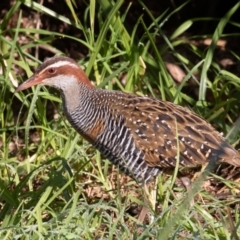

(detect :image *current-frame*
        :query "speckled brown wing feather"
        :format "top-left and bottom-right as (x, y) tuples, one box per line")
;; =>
(111, 92), (240, 169)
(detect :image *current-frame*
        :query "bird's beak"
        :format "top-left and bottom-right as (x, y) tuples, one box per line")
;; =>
(15, 74), (42, 92)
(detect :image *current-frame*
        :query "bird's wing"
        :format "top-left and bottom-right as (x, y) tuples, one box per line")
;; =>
(115, 94), (239, 169)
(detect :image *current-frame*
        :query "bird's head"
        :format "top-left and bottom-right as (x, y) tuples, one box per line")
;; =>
(15, 56), (94, 92)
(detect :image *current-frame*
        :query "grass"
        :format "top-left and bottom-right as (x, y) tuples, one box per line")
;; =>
(1, 0), (240, 239)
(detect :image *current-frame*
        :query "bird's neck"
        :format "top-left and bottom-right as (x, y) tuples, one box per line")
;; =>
(60, 82), (98, 136)
(60, 83), (82, 113)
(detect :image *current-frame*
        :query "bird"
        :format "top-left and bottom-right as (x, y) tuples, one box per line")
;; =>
(16, 56), (240, 185)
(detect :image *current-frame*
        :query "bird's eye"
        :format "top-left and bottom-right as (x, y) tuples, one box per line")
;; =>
(48, 68), (56, 74)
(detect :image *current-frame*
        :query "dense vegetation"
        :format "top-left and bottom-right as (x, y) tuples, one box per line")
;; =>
(1, 0), (240, 239)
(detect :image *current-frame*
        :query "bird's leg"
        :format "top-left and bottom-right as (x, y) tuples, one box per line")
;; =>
(180, 162), (211, 206)
(138, 178), (158, 223)
(180, 176), (191, 190)
(180, 176), (194, 207)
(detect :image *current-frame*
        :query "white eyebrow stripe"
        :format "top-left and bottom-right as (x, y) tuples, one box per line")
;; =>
(45, 61), (79, 70)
